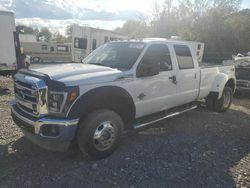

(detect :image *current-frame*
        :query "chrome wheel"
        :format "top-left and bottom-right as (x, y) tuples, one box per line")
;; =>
(93, 121), (117, 151)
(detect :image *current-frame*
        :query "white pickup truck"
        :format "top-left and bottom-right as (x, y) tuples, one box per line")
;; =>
(11, 39), (236, 159)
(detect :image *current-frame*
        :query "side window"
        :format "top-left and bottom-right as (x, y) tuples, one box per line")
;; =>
(139, 44), (172, 72)
(174, 45), (194, 69)
(41, 45), (47, 50)
(104, 36), (109, 43)
(74, 38), (88, 49)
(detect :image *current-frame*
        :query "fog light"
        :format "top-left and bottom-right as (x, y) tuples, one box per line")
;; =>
(41, 125), (59, 137)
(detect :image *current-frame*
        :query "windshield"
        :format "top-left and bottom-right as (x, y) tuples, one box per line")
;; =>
(83, 42), (145, 70)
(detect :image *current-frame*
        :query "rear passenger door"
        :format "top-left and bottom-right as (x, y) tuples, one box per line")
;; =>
(173, 45), (199, 106)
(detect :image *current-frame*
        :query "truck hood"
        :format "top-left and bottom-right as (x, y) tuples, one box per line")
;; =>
(32, 63), (123, 86)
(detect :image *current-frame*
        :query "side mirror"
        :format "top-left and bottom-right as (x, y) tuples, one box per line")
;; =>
(137, 61), (160, 77)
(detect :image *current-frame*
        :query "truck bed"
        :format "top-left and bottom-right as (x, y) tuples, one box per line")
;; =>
(198, 63), (235, 100)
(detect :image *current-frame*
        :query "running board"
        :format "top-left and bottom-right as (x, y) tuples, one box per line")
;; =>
(133, 104), (197, 129)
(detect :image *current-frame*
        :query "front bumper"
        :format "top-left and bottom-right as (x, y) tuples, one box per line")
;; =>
(10, 100), (79, 152)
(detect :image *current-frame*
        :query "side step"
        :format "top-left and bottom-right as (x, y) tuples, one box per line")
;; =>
(133, 104), (197, 129)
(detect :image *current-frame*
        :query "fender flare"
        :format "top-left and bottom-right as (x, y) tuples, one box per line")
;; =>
(67, 86), (136, 128)
(210, 73), (231, 99)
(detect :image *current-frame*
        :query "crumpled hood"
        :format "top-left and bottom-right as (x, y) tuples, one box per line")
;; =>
(32, 63), (123, 86)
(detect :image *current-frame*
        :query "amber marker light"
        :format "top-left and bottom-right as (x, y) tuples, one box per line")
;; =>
(68, 88), (79, 102)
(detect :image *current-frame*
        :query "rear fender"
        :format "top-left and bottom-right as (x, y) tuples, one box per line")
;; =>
(211, 73), (229, 99)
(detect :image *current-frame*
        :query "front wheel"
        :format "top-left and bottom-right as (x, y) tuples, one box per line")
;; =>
(32, 57), (40, 63)
(77, 110), (124, 159)
(214, 86), (233, 112)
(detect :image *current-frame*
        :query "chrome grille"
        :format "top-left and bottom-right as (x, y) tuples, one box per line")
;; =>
(14, 73), (48, 117)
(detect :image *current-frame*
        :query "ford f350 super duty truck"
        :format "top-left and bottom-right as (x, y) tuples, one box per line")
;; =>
(10, 38), (236, 159)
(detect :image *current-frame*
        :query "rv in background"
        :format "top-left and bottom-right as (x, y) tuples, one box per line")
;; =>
(72, 24), (128, 62)
(191, 42), (205, 63)
(19, 34), (36, 43)
(21, 42), (72, 63)
(0, 5), (25, 76)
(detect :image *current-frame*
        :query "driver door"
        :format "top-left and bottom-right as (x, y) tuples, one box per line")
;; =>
(133, 44), (177, 118)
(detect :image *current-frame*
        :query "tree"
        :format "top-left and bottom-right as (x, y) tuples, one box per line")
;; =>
(37, 27), (52, 42)
(65, 24), (73, 37)
(65, 24), (73, 42)
(224, 9), (250, 53)
(115, 20), (151, 38)
(211, 0), (242, 14)
(51, 32), (68, 43)
(16, 25), (35, 34)
(116, 0), (248, 62)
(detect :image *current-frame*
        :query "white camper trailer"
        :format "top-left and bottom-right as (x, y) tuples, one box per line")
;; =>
(19, 34), (36, 42)
(170, 36), (204, 63)
(21, 42), (72, 63)
(72, 25), (127, 62)
(191, 42), (205, 63)
(0, 5), (17, 75)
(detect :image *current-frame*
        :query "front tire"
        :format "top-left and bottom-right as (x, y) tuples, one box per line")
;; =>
(77, 110), (124, 159)
(214, 86), (233, 112)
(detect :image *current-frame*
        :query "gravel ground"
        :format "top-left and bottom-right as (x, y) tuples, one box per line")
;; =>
(0, 76), (249, 188)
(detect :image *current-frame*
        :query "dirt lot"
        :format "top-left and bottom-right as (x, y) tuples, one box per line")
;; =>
(0, 76), (249, 188)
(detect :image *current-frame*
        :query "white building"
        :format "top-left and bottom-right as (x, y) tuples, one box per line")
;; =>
(72, 24), (128, 62)
(19, 34), (37, 42)
(0, 4), (17, 75)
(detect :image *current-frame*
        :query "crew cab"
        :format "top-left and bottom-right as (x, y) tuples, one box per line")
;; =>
(10, 38), (236, 159)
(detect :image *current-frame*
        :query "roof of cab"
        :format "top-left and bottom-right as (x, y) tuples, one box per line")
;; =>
(109, 38), (201, 47)
(115, 38), (193, 45)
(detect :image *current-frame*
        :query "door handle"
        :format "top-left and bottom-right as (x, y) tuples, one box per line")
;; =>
(169, 76), (177, 85)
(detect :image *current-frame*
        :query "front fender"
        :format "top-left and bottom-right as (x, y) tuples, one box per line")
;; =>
(211, 73), (229, 99)
(66, 86), (136, 122)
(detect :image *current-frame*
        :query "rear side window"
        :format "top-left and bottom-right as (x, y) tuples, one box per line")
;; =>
(140, 44), (173, 72)
(174, 45), (194, 69)
(74, 38), (88, 49)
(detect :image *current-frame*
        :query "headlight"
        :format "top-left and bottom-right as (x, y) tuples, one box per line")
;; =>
(48, 86), (79, 115)
(48, 92), (66, 113)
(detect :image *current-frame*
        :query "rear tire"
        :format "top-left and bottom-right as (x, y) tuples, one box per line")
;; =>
(214, 87), (233, 112)
(77, 110), (124, 159)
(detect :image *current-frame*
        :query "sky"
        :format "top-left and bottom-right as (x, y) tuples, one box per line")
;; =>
(0, 0), (249, 35)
